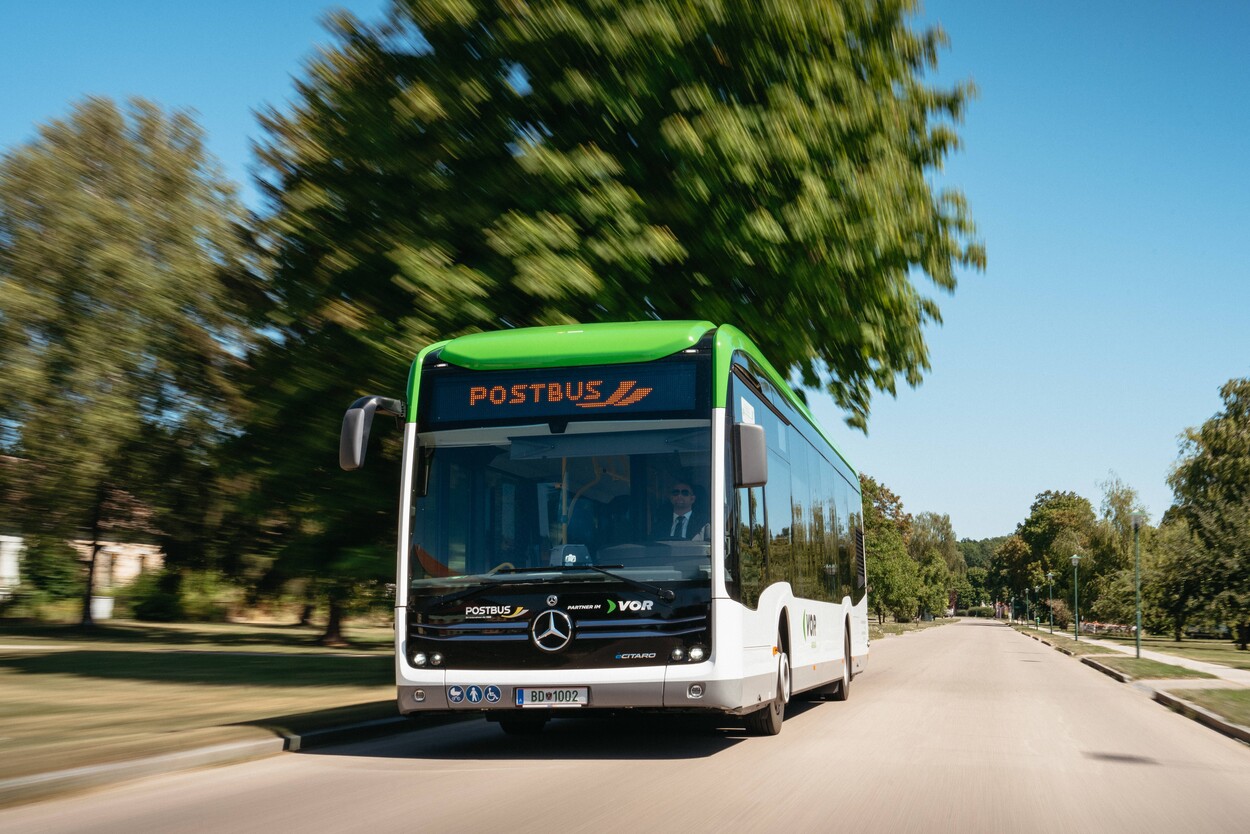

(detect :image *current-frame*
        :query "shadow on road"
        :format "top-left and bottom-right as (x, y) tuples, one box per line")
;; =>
(301, 699), (828, 762)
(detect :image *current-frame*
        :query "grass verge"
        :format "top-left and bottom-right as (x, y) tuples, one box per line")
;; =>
(869, 618), (956, 641)
(1090, 656), (1215, 680)
(1087, 633), (1250, 672)
(0, 620), (396, 781)
(1179, 689), (1250, 729)
(1015, 627), (1118, 655)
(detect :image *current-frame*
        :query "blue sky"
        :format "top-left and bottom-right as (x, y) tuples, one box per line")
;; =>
(3, 1), (1247, 539)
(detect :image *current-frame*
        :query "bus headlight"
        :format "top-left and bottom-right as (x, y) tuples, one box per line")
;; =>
(413, 652), (428, 667)
(430, 653), (444, 667)
(688, 646), (706, 662)
(670, 647), (686, 662)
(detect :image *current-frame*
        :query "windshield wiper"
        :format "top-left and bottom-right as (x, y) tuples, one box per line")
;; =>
(421, 563), (677, 609)
(422, 577), (540, 609)
(495, 563), (675, 602)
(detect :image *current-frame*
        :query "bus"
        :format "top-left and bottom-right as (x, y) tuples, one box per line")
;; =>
(340, 320), (868, 735)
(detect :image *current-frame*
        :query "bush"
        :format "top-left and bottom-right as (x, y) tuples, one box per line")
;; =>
(965, 606), (995, 618)
(20, 537), (82, 601)
(1045, 598), (1072, 630)
(120, 570), (184, 621)
(115, 570), (239, 622)
(0, 585), (80, 621)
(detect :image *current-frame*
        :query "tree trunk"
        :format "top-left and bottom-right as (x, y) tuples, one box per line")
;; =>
(79, 482), (108, 628)
(318, 589), (348, 647)
(1236, 622), (1249, 651)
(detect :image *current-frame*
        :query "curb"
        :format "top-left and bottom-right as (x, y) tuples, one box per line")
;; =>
(1012, 627), (1250, 747)
(0, 737), (285, 808)
(0, 712), (471, 809)
(1153, 690), (1250, 746)
(1081, 656), (1132, 683)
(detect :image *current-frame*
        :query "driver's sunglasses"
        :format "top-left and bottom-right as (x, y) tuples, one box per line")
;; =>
(671, 488), (693, 496)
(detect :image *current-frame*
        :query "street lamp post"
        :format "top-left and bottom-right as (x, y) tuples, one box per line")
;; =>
(1131, 512), (1146, 659)
(1010, 595), (1015, 624)
(1023, 587), (1030, 628)
(1071, 554), (1082, 641)
(1034, 585), (1040, 628)
(1046, 571), (1055, 634)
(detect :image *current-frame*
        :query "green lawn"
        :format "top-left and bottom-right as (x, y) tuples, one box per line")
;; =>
(1181, 689), (1250, 729)
(1089, 633), (1250, 672)
(0, 620), (396, 781)
(1013, 626), (1118, 655)
(1091, 656), (1215, 680)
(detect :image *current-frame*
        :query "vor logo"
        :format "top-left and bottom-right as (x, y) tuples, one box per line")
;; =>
(607, 599), (654, 614)
(575, 380), (653, 409)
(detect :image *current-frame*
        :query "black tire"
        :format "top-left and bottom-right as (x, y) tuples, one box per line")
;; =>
(832, 628), (852, 702)
(746, 648), (788, 735)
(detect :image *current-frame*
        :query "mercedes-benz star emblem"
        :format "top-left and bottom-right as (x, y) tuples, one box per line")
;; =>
(531, 610), (573, 652)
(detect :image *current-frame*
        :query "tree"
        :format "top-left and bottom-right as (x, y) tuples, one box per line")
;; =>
(910, 512), (963, 575)
(252, 1), (982, 636)
(0, 97), (254, 625)
(989, 535), (1035, 608)
(965, 566), (989, 607)
(861, 473), (919, 622)
(257, 0), (982, 421)
(1144, 518), (1207, 641)
(958, 536), (1005, 570)
(1169, 379), (1250, 649)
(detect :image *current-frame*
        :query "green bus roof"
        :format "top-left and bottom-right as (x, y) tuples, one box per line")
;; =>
(407, 320), (855, 474)
(436, 320), (716, 369)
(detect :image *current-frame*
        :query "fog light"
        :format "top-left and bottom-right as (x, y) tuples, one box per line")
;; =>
(413, 689), (426, 703)
(688, 646), (706, 662)
(430, 653), (444, 667)
(670, 647), (686, 662)
(688, 684), (704, 699)
(413, 652), (428, 667)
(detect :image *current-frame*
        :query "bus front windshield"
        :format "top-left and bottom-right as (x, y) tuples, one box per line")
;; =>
(410, 422), (712, 593)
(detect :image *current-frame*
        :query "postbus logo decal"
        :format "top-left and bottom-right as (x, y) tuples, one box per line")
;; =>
(466, 380), (652, 410)
(465, 604), (529, 620)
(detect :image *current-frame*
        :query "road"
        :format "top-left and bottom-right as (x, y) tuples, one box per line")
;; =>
(4, 619), (1248, 833)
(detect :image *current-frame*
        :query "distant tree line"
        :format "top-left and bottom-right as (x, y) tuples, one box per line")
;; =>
(980, 382), (1250, 650)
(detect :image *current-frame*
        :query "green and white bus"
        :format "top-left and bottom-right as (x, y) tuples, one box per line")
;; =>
(341, 321), (868, 734)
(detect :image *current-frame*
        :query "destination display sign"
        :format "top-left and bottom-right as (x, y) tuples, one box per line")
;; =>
(424, 362), (699, 426)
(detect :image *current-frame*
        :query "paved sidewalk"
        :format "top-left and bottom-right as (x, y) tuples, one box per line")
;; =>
(1072, 634), (1250, 686)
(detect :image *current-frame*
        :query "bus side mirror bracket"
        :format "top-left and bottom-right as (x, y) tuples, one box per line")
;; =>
(340, 396), (405, 471)
(733, 422), (768, 488)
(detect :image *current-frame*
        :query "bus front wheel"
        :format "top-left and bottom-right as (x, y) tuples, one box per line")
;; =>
(746, 646), (788, 736)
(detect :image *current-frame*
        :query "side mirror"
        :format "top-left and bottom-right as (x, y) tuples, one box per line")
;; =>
(340, 396), (405, 471)
(732, 422), (768, 488)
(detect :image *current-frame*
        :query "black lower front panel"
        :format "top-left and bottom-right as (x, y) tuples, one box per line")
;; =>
(407, 583), (711, 671)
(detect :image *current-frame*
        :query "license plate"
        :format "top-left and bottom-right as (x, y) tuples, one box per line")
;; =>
(514, 687), (588, 708)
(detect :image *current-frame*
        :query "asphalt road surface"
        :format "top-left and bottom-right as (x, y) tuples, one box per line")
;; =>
(5, 619), (1249, 833)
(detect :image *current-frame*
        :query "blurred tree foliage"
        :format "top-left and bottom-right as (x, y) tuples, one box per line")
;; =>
(250, 0), (981, 640)
(255, 0), (985, 420)
(0, 97), (257, 624)
(1170, 379), (1250, 649)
